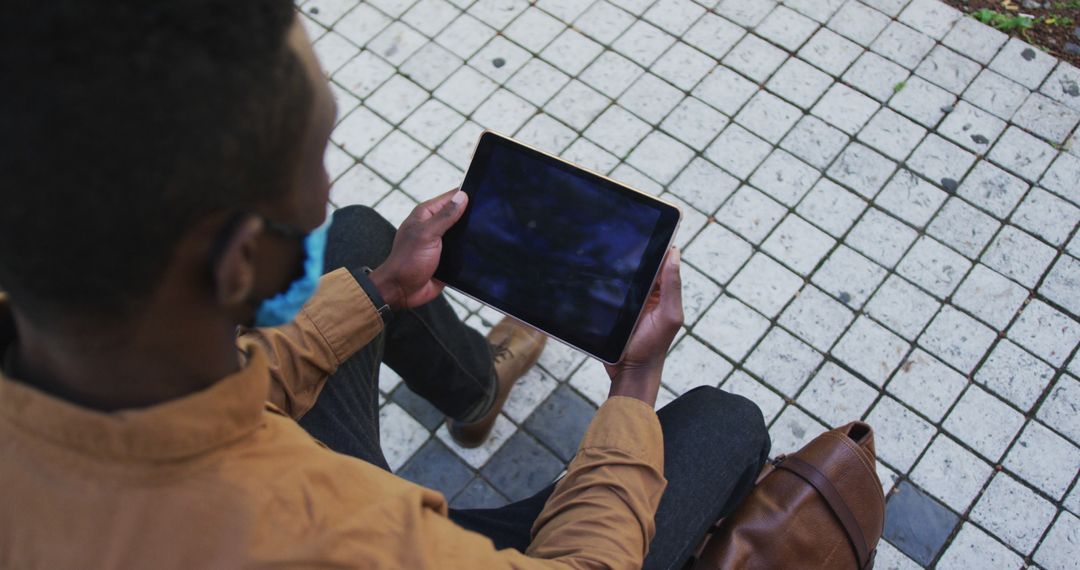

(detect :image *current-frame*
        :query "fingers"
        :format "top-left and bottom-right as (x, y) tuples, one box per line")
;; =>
(658, 248), (683, 327)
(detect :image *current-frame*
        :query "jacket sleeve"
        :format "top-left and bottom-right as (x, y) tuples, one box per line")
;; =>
(413, 397), (667, 570)
(237, 268), (384, 419)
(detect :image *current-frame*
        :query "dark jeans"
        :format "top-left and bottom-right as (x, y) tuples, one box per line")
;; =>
(300, 206), (772, 570)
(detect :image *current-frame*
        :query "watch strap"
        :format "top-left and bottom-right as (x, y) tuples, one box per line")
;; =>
(350, 266), (394, 325)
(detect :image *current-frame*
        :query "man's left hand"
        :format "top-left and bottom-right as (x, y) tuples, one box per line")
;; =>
(369, 189), (468, 310)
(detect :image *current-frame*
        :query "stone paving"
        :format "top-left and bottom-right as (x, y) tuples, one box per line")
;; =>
(300, 0), (1080, 566)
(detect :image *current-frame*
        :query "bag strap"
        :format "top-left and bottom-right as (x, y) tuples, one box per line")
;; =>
(776, 456), (873, 570)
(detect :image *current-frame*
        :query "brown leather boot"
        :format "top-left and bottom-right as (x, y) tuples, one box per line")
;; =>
(448, 317), (546, 448)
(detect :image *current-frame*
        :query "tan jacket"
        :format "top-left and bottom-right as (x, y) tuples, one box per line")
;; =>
(0, 268), (667, 569)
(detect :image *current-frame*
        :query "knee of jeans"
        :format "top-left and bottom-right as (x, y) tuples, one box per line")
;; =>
(682, 386), (771, 460)
(326, 205), (397, 270)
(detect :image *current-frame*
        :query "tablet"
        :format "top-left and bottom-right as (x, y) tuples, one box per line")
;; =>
(435, 131), (681, 364)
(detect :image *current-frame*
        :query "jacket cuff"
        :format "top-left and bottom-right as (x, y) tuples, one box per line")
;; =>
(348, 266), (393, 326)
(300, 268), (384, 365)
(578, 396), (665, 470)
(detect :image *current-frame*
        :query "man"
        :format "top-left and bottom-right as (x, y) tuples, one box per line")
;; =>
(0, 2), (770, 568)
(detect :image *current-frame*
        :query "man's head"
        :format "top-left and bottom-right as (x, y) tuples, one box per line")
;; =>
(0, 1), (335, 329)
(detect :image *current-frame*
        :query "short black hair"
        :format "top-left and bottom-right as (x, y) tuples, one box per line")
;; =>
(0, 1), (313, 321)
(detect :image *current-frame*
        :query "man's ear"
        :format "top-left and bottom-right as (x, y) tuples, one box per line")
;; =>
(212, 216), (264, 307)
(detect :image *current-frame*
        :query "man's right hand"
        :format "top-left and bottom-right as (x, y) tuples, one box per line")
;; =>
(605, 248), (683, 407)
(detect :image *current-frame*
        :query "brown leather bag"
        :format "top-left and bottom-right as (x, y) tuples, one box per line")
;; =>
(690, 422), (885, 570)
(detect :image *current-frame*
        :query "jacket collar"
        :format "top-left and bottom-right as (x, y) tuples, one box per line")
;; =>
(0, 294), (270, 462)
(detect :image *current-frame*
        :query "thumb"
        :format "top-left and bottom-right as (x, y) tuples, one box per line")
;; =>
(421, 190), (469, 239)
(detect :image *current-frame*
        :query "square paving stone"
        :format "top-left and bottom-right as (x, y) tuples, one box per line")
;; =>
(988, 126), (1058, 183)
(735, 91), (803, 145)
(697, 294), (771, 361)
(827, 0), (889, 46)
(811, 245), (887, 310)
(870, 20), (936, 70)
(721, 33), (788, 84)
(778, 285), (855, 352)
(450, 476), (508, 509)
(642, 0), (705, 36)
(843, 51), (911, 103)
(886, 349), (967, 423)
(618, 73), (684, 126)
(945, 384), (1026, 463)
(504, 7), (564, 52)
(915, 45), (981, 95)
(684, 221), (753, 284)
(857, 108), (928, 162)
(905, 134), (976, 189)
(799, 362), (879, 427)
(481, 431), (565, 502)
(874, 169), (946, 228)
(971, 472), (1057, 554)
(767, 58), (834, 110)
(612, 19), (675, 68)
(941, 15), (1008, 65)
(883, 481), (959, 566)
(889, 76), (956, 129)
(398, 439), (476, 499)
(744, 326), (823, 397)
(1040, 255), (1080, 317)
(976, 339), (1055, 413)
(580, 51), (644, 100)
(952, 264), (1027, 330)
(896, 236), (972, 299)
(714, 185), (787, 245)
(956, 161), (1029, 220)
(693, 65), (757, 116)
(728, 253), (804, 318)
(651, 42), (714, 92)
(961, 68), (1030, 121)
(748, 149), (820, 207)
(523, 385), (596, 463)
(812, 83), (881, 135)
(1005, 420), (1080, 500)
(683, 12), (746, 59)
(679, 262), (723, 326)
(989, 37), (1058, 90)
(919, 305), (996, 374)
(799, 27), (863, 77)
(1013, 92), (1080, 145)
(715, 0), (776, 28)
(706, 124), (774, 181)
(1037, 375), (1080, 444)
(660, 97), (729, 154)
(1013, 187), (1080, 247)
(626, 131), (695, 184)
(937, 523), (1025, 569)
(762, 214), (836, 276)
(846, 208), (918, 269)
(1035, 512), (1080, 570)
(503, 367), (559, 424)
(755, 4), (818, 51)
(832, 316), (910, 387)
(911, 434), (993, 514)
(981, 225), (1056, 288)
(936, 100), (1007, 154)
(662, 335), (733, 396)
(1041, 152), (1080, 206)
(1043, 61), (1080, 112)
(897, 0), (962, 40)
(827, 143), (897, 199)
(868, 396), (937, 472)
(796, 178), (868, 238)
(1009, 300), (1080, 367)
(780, 115), (849, 170)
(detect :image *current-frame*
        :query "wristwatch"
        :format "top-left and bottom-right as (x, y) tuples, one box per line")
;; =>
(351, 266), (394, 325)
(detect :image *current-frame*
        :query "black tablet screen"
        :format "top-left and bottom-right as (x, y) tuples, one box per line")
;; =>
(436, 132), (680, 363)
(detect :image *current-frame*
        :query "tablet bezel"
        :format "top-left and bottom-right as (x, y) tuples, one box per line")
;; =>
(435, 130), (682, 364)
